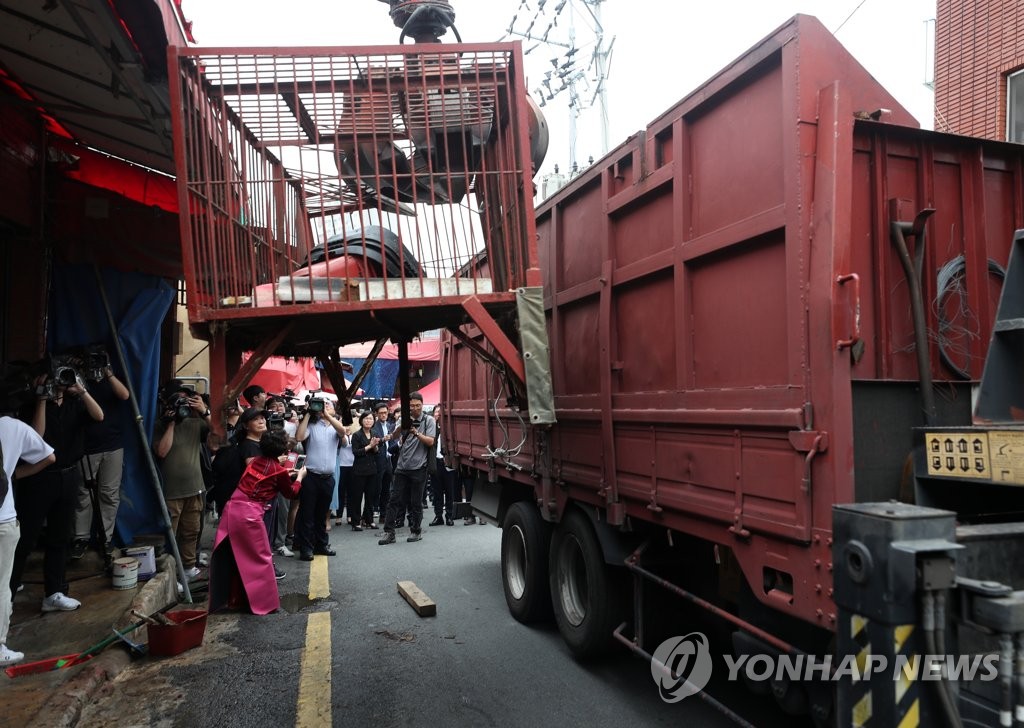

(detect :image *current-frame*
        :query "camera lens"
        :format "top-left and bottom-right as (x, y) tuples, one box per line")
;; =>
(54, 367), (77, 386)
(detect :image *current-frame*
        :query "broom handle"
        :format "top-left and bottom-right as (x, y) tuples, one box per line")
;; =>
(59, 619), (147, 668)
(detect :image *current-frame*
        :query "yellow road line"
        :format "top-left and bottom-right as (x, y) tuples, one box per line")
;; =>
(309, 554), (330, 599)
(296, 611), (332, 728)
(296, 555), (332, 728)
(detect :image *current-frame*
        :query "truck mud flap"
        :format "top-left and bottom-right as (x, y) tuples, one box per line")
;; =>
(471, 479), (503, 523)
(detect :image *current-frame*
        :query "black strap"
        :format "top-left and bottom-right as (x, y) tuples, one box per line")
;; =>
(0, 438), (8, 505)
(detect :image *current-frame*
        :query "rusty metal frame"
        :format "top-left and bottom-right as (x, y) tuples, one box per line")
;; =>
(219, 321), (294, 413)
(459, 296), (525, 384)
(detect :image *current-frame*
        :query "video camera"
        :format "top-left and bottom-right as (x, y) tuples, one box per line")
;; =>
(82, 345), (111, 382)
(267, 412), (286, 431)
(35, 355), (79, 400)
(162, 384), (196, 423)
(306, 390), (326, 414)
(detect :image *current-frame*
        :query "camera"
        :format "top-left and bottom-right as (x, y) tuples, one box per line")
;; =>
(267, 412), (285, 431)
(162, 384), (196, 423)
(33, 355), (80, 400)
(53, 366), (77, 387)
(305, 390), (326, 414)
(83, 345), (110, 382)
(35, 380), (57, 401)
(172, 396), (193, 422)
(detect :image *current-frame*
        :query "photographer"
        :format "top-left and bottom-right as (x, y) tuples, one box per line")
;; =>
(71, 356), (129, 560)
(10, 366), (103, 613)
(378, 391), (436, 546)
(293, 395), (347, 561)
(153, 381), (211, 582)
(267, 396), (297, 438)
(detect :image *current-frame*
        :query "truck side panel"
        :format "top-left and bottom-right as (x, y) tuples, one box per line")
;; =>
(444, 15), (1024, 629)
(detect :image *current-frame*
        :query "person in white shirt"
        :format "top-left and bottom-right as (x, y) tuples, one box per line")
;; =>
(293, 398), (348, 560)
(1, 415), (56, 665)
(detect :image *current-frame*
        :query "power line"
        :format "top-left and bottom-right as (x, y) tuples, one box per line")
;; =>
(833, 0), (870, 35)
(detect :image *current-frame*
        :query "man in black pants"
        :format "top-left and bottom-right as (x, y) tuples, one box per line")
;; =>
(372, 402), (395, 519)
(12, 370), (104, 612)
(293, 398), (347, 561)
(378, 392), (435, 545)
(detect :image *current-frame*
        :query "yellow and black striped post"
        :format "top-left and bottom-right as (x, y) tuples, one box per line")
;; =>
(833, 503), (959, 728)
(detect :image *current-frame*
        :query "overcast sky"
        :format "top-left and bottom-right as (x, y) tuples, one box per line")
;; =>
(182, 0), (937, 178)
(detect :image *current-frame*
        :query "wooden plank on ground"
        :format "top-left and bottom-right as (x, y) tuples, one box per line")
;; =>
(397, 580), (436, 617)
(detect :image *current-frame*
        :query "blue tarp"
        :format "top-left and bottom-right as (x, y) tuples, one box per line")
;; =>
(326, 357), (399, 400)
(49, 264), (174, 546)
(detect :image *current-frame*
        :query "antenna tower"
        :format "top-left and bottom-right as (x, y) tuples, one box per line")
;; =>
(503, 0), (614, 172)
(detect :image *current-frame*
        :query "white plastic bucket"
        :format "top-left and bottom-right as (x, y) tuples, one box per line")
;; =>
(112, 557), (139, 590)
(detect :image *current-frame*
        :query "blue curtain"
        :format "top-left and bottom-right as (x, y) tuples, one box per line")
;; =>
(342, 358), (399, 400)
(49, 264), (174, 545)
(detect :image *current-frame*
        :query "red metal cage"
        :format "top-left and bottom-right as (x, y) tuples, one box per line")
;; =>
(168, 42), (541, 356)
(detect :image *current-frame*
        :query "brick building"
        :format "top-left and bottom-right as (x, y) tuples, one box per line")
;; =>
(935, 0), (1024, 141)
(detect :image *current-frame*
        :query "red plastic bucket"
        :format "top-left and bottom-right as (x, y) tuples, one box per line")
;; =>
(147, 610), (208, 657)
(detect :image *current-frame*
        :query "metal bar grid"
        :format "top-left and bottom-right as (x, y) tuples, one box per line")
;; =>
(170, 43), (536, 322)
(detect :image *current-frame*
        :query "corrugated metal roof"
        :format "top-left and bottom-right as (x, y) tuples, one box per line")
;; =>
(0, 0), (190, 174)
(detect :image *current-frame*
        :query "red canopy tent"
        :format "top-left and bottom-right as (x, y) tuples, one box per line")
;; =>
(245, 355), (321, 396)
(418, 378), (441, 407)
(336, 338), (440, 361)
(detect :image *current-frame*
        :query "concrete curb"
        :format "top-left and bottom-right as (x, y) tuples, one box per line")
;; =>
(33, 555), (179, 728)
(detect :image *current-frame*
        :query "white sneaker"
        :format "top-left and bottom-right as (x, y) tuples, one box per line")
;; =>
(275, 545), (294, 558)
(0, 645), (24, 665)
(184, 566), (202, 580)
(197, 552), (210, 567)
(41, 592), (81, 612)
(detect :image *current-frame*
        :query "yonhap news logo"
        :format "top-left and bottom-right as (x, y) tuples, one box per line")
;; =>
(650, 632), (714, 703)
(650, 632), (1000, 703)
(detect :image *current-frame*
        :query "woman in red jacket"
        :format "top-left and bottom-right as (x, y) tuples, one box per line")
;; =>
(209, 430), (306, 614)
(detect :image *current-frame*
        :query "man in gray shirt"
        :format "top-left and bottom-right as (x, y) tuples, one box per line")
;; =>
(378, 391), (435, 545)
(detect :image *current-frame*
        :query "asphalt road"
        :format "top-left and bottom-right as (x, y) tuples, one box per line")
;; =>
(75, 517), (808, 728)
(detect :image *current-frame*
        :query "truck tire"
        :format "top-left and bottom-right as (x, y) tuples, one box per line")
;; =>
(501, 501), (553, 623)
(549, 509), (621, 659)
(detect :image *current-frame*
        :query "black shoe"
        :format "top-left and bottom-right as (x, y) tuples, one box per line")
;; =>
(464, 516), (477, 525)
(275, 567), (286, 580)
(313, 548), (337, 556)
(445, 517), (455, 526)
(299, 552), (314, 562)
(378, 531), (396, 545)
(429, 516), (444, 527)
(70, 539), (88, 560)
(351, 524), (363, 532)
(407, 532), (422, 543)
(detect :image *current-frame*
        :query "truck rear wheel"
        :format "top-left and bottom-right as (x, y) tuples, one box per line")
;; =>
(549, 509), (621, 659)
(501, 501), (553, 623)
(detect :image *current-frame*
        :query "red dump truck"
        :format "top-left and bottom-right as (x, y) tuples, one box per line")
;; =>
(440, 15), (1024, 727)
